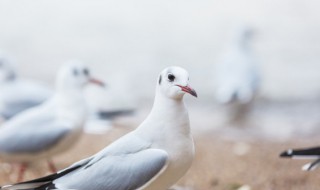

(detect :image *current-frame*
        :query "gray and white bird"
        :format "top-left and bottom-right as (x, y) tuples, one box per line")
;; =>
(84, 84), (135, 134)
(1, 66), (197, 190)
(0, 54), (52, 120)
(214, 25), (260, 123)
(0, 61), (104, 182)
(280, 146), (320, 171)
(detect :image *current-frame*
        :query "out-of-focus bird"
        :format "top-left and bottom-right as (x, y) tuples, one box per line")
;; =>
(84, 84), (135, 134)
(0, 54), (52, 120)
(0, 61), (104, 182)
(213, 25), (260, 123)
(1, 66), (197, 190)
(280, 146), (320, 171)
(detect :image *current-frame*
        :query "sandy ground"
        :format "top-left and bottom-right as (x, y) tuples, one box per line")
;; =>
(0, 119), (319, 190)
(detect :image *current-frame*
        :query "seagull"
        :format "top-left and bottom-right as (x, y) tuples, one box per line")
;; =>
(214, 25), (260, 123)
(280, 146), (320, 171)
(0, 61), (104, 182)
(84, 82), (136, 134)
(1, 66), (197, 190)
(0, 54), (52, 120)
(84, 109), (135, 135)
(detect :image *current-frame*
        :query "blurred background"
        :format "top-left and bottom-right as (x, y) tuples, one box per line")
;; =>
(0, 0), (320, 189)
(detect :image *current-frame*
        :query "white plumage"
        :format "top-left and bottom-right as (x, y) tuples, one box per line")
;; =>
(2, 66), (197, 190)
(0, 61), (104, 182)
(0, 54), (52, 119)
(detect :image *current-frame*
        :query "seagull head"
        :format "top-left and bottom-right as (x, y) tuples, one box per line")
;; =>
(0, 55), (16, 82)
(232, 25), (254, 46)
(56, 61), (105, 91)
(157, 66), (197, 100)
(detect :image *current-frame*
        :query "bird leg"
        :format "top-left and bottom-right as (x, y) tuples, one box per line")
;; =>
(47, 159), (57, 173)
(17, 163), (27, 182)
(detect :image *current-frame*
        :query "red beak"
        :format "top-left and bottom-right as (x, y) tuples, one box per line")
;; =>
(176, 85), (198, 97)
(89, 78), (106, 87)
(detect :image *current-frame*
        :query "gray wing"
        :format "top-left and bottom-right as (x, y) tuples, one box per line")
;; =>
(54, 149), (168, 190)
(0, 114), (71, 153)
(0, 100), (43, 119)
(0, 80), (52, 119)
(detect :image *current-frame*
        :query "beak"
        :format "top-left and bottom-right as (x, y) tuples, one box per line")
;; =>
(89, 78), (106, 87)
(176, 85), (198, 98)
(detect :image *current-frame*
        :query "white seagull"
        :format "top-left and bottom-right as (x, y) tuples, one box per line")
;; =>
(0, 61), (104, 182)
(214, 26), (260, 104)
(0, 55), (52, 120)
(214, 25), (260, 123)
(1, 66), (197, 190)
(280, 146), (320, 171)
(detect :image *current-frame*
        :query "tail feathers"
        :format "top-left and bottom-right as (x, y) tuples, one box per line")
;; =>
(97, 109), (134, 120)
(1, 182), (52, 190)
(302, 159), (320, 171)
(280, 147), (320, 158)
(1, 164), (82, 190)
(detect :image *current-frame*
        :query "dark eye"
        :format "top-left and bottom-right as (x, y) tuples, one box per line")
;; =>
(167, 73), (175, 82)
(73, 69), (78, 76)
(83, 68), (89, 76)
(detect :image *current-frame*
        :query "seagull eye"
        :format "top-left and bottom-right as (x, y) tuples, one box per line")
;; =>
(83, 68), (90, 76)
(73, 69), (78, 76)
(167, 73), (175, 82)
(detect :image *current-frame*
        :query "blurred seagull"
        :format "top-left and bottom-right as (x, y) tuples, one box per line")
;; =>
(1, 66), (197, 190)
(280, 146), (320, 171)
(214, 25), (260, 123)
(84, 109), (135, 134)
(0, 54), (52, 120)
(0, 61), (104, 182)
(84, 84), (135, 134)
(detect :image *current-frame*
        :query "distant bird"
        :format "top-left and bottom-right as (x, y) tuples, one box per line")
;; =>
(0, 61), (104, 182)
(280, 146), (320, 171)
(84, 84), (135, 134)
(1, 66), (197, 190)
(0, 55), (52, 119)
(214, 25), (260, 123)
(85, 109), (135, 135)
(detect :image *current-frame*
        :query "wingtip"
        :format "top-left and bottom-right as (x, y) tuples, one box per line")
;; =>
(280, 149), (293, 158)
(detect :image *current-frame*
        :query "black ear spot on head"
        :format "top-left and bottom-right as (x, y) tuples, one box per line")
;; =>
(73, 69), (78, 76)
(83, 68), (90, 76)
(158, 75), (162, 85)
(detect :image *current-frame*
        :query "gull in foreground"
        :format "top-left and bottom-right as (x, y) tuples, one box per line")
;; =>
(0, 61), (104, 182)
(1, 66), (197, 190)
(0, 54), (52, 119)
(280, 146), (320, 171)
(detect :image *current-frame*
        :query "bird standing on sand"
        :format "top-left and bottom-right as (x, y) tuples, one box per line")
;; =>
(280, 146), (320, 171)
(1, 66), (197, 190)
(0, 61), (104, 182)
(214, 25), (260, 124)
